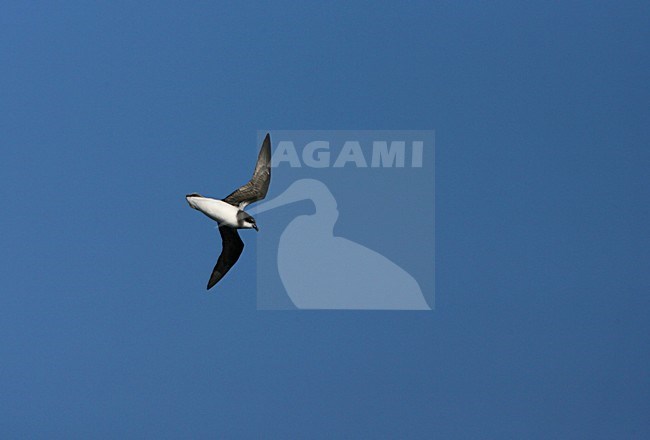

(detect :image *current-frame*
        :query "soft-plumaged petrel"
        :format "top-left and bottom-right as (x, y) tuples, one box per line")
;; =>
(186, 133), (271, 289)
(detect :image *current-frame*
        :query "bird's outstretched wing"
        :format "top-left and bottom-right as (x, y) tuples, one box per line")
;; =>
(207, 225), (244, 289)
(223, 133), (271, 209)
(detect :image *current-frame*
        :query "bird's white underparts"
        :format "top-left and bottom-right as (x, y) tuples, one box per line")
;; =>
(186, 196), (257, 230)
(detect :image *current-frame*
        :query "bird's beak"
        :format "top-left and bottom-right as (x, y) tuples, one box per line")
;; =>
(253, 224), (259, 231)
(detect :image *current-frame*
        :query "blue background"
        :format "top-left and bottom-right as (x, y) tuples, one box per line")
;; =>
(1, 1), (648, 438)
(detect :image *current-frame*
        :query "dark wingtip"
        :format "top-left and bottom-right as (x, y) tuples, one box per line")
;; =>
(207, 271), (224, 290)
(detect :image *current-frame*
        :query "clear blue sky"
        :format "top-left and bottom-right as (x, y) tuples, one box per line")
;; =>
(1, 1), (649, 438)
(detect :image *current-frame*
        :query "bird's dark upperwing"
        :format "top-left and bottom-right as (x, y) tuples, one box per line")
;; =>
(223, 133), (271, 209)
(207, 226), (244, 289)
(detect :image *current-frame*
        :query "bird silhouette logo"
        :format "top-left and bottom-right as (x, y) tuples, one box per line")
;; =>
(251, 179), (430, 310)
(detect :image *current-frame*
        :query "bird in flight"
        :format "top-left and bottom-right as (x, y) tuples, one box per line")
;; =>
(186, 134), (272, 289)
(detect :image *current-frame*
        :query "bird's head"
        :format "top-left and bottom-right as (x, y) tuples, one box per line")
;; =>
(245, 216), (258, 231)
(238, 212), (259, 231)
